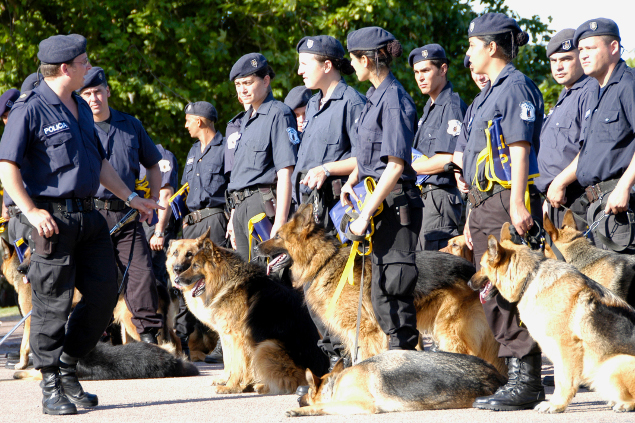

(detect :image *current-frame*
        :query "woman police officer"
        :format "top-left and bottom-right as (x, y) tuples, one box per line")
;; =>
(341, 27), (423, 351)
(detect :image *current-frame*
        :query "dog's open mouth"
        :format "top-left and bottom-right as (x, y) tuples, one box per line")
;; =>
(266, 253), (289, 275)
(479, 280), (498, 304)
(192, 278), (206, 298)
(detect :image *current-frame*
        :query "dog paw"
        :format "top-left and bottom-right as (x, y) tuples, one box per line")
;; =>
(14, 361), (29, 370)
(214, 385), (243, 394)
(211, 377), (228, 386)
(285, 409), (301, 417)
(254, 383), (269, 395)
(612, 402), (635, 412)
(535, 401), (566, 413)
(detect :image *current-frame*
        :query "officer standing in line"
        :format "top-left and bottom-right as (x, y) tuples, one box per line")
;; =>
(0, 34), (159, 415)
(408, 44), (467, 250)
(548, 19), (635, 251)
(79, 67), (165, 344)
(226, 53), (298, 261)
(536, 29), (596, 231)
(284, 86), (312, 132)
(343, 27), (423, 351)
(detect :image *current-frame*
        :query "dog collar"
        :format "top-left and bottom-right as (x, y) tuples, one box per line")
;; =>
(517, 258), (547, 301)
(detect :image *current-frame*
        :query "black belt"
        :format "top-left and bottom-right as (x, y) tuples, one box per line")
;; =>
(94, 198), (128, 211)
(585, 178), (620, 204)
(7, 205), (21, 217)
(419, 183), (448, 199)
(467, 184), (507, 209)
(34, 197), (94, 213)
(229, 185), (273, 207)
(184, 207), (224, 225)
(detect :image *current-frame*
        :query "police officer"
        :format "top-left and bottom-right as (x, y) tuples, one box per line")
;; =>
(537, 29), (595, 231)
(284, 86), (312, 131)
(343, 27), (423, 351)
(0, 34), (159, 415)
(226, 53), (298, 261)
(78, 67), (165, 344)
(548, 19), (635, 252)
(461, 14), (546, 410)
(409, 44), (467, 250)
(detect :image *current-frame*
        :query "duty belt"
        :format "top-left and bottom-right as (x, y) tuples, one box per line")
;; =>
(229, 185), (273, 207)
(585, 178), (620, 204)
(7, 205), (21, 218)
(467, 184), (507, 209)
(34, 197), (95, 213)
(419, 183), (445, 199)
(184, 207), (224, 225)
(94, 198), (128, 211)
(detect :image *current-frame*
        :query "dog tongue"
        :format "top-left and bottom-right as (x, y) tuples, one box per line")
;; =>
(479, 281), (491, 304)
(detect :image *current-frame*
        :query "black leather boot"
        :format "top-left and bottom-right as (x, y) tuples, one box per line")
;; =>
(41, 367), (77, 415)
(180, 337), (191, 360)
(474, 354), (545, 411)
(60, 364), (99, 407)
(204, 341), (223, 363)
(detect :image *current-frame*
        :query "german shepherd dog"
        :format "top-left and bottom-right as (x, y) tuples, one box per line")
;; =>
(439, 234), (474, 263)
(169, 235), (329, 395)
(255, 204), (506, 374)
(286, 350), (505, 416)
(543, 209), (635, 305)
(469, 223), (635, 413)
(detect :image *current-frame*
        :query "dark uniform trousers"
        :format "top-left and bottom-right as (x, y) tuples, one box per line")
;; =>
(100, 209), (162, 333)
(418, 184), (463, 251)
(233, 193), (272, 263)
(469, 188), (542, 358)
(24, 209), (118, 369)
(8, 214), (30, 244)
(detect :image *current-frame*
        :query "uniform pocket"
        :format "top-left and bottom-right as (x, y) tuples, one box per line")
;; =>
(28, 253), (73, 297)
(45, 132), (74, 171)
(555, 120), (572, 148)
(250, 138), (270, 169)
(598, 110), (620, 141)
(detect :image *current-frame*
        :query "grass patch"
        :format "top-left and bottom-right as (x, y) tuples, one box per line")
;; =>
(0, 306), (20, 318)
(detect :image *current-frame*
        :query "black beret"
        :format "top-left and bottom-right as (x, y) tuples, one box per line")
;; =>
(347, 26), (395, 52)
(408, 44), (447, 67)
(297, 36), (345, 59)
(37, 34), (87, 64)
(547, 29), (576, 57)
(0, 89), (20, 116)
(184, 101), (218, 122)
(464, 55), (471, 68)
(20, 73), (43, 92)
(78, 67), (107, 92)
(468, 13), (521, 38)
(229, 53), (268, 81)
(573, 18), (620, 47)
(284, 86), (312, 110)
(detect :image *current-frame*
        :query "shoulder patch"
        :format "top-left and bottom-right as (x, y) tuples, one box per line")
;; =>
(286, 127), (300, 145)
(43, 121), (70, 136)
(15, 91), (35, 104)
(227, 132), (241, 149)
(519, 101), (536, 122)
(447, 120), (462, 136)
(158, 159), (172, 173)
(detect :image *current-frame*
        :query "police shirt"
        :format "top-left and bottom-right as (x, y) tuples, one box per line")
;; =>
(576, 60), (635, 187)
(0, 81), (105, 198)
(227, 92), (298, 192)
(140, 144), (178, 192)
(224, 111), (246, 176)
(463, 63), (544, 190)
(181, 131), (228, 210)
(292, 79), (366, 199)
(94, 108), (162, 200)
(455, 84), (489, 154)
(413, 81), (467, 186)
(535, 75), (596, 193)
(353, 72), (418, 182)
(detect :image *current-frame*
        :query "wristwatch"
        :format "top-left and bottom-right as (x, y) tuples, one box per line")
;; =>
(321, 164), (330, 178)
(154, 231), (165, 238)
(125, 192), (139, 207)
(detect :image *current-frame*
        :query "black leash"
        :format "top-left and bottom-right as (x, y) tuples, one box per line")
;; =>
(110, 211), (139, 295)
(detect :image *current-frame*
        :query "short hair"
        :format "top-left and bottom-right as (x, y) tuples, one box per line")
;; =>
(40, 60), (83, 78)
(601, 35), (621, 48)
(427, 59), (449, 70)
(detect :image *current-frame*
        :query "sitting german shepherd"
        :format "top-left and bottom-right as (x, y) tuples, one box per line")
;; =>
(169, 233), (329, 395)
(255, 204), (505, 374)
(470, 223), (635, 413)
(286, 350), (505, 416)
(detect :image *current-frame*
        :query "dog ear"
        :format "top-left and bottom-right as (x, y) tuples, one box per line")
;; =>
(330, 358), (346, 375)
(305, 368), (317, 391)
(201, 238), (215, 251)
(562, 209), (577, 230)
(196, 228), (211, 247)
(500, 222), (512, 242)
(296, 203), (314, 228)
(543, 212), (558, 241)
(1, 237), (13, 261)
(487, 235), (502, 263)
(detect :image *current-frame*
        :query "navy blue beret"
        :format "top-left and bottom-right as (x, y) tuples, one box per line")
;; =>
(184, 101), (218, 122)
(20, 73), (43, 92)
(547, 29), (576, 57)
(468, 13), (521, 37)
(347, 26), (395, 52)
(284, 86), (312, 110)
(78, 67), (107, 92)
(0, 89), (20, 116)
(408, 44), (447, 67)
(573, 18), (620, 46)
(464, 55), (471, 68)
(229, 53), (268, 81)
(297, 36), (345, 59)
(37, 34), (87, 64)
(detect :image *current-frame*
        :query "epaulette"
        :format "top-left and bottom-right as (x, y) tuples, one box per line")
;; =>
(14, 90), (35, 104)
(228, 110), (247, 124)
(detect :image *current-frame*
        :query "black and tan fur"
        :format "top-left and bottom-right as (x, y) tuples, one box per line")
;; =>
(439, 234), (474, 263)
(470, 223), (635, 413)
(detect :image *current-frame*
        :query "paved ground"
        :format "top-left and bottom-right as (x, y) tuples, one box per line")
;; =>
(0, 312), (631, 422)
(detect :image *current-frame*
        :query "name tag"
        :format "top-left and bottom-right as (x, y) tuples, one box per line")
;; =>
(43, 121), (70, 136)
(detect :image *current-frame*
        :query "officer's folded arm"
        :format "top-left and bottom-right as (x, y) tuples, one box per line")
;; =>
(411, 152), (452, 175)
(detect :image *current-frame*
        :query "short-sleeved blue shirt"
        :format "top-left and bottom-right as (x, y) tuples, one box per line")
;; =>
(535, 75), (596, 193)
(181, 131), (228, 210)
(140, 144), (178, 191)
(576, 60), (635, 187)
(0, 81), (105, 198)
(224, 111), (246, 176)
(227, 92), (298, 192)
(463, 63), (544, 190)
(455, 84), (490, 155)
(413, 81), (467, 186)
(352, 72), (418, 182)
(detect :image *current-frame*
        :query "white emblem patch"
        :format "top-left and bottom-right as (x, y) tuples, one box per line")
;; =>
(590, 22), (597, 31)
(447, 120), (462, 136)
(251, 59), (258, 67)
(186, 157), (194, 165)
(307, 40), (314, 49)
(519, 101), (536, 122)
(418, 118), (424, 128)
(227, 132), (241, 149)
(562, 40), (572, 51)
(287, 128), (300, 145)
(469, 22), (475, 32)
(43, 121), (70, 136)
(158, 159), (172, 173)
(585, 109), (591, 119)
(422, 50), (428, 58)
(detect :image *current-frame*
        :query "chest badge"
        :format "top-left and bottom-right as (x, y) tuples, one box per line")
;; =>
(186, 157), (194, 165)
(227, 132), (241, 149)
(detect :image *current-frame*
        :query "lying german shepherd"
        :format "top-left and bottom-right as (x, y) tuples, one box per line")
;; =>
(169, 233), (329, 395)
(470, 223), (635, 413)
(255, 204), (505, 374)
(286, 350), (505, 416)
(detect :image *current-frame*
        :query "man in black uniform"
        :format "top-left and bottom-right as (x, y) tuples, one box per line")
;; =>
(79, 67), (165, 344)
(0, 34), (159, 415)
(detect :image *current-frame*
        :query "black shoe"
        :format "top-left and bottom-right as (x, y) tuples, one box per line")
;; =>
(180, 337), (190, 360)
(60, 365), (99, 407)
(204, 342), (223, 363)
(140, 332), (158, 344)
(295, 385), (309, 396)
(6, 351), (20, 360)
(41, 368), (78, 415)
(543, 375), (555, 386)
(474, 354), (545, 411)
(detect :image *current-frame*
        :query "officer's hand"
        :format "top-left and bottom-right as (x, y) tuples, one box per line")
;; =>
(25, 208), (59, 238)
(226, 209), (237, 250)
(546, 180), (567, 209)
(130, 197), (164, 223)
(605, 184), (631, 214)
(1, 209), (10, 220)
(150, 235), (164, 251)
(301, 166), (328, 190)
(464, 213), (473, 250)
(456, 174), (469, 194)
(349, 215), (370, 236)
(341, 183), (359, 208)
(510, 202), (533, 236)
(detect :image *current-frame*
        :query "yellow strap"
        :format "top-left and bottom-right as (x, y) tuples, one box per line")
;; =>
(247, 213), (268, 262)
(134, 176), (152, 199)
(169, 183), (189, 203)
(15, 237), (25, 247)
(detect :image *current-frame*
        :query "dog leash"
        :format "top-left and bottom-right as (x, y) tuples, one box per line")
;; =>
(583, 212), (610, 238)
(0, 311), (31, 347)
(352, 240), (365, 366)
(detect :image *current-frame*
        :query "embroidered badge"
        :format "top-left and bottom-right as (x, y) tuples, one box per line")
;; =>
(287, 127), (300, 145)
(251, 59), (258, 67)
(227, 132), (241, 149)
(186, 157), (194, 165)
(43, 121), (70, 136)
(422, 50), (428, 58)
(590, 22), (597, 31)
(6, 100), (14, 108)
(519, 101), (536, 122)
(447, 120), (462, 136)
(307, 40), (314, 49)
(562, 40), (572, 51)
(158, 159), (171, 173)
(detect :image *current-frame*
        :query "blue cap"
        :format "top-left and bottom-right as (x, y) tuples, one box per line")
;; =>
(573, 18), (620, 47)
(78, 67), (106, 92)
(20, 73), (43, 92)
(284, 86), (312, 110)
(408, 44), (447, 67)
(347, 26), (395, 51)
(0, 89), (20, 116)
(463, 55), (471, 68)
(37, 34), (87, 64)
(468, 13), (522, 38)
(297, 36), (345, 59)
(547, 29), (576, 57)
(229, 53), (268, 81)
(184, 101), (218, 122)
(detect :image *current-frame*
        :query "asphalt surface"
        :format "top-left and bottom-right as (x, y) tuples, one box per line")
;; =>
(0, 312), (631, 422)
